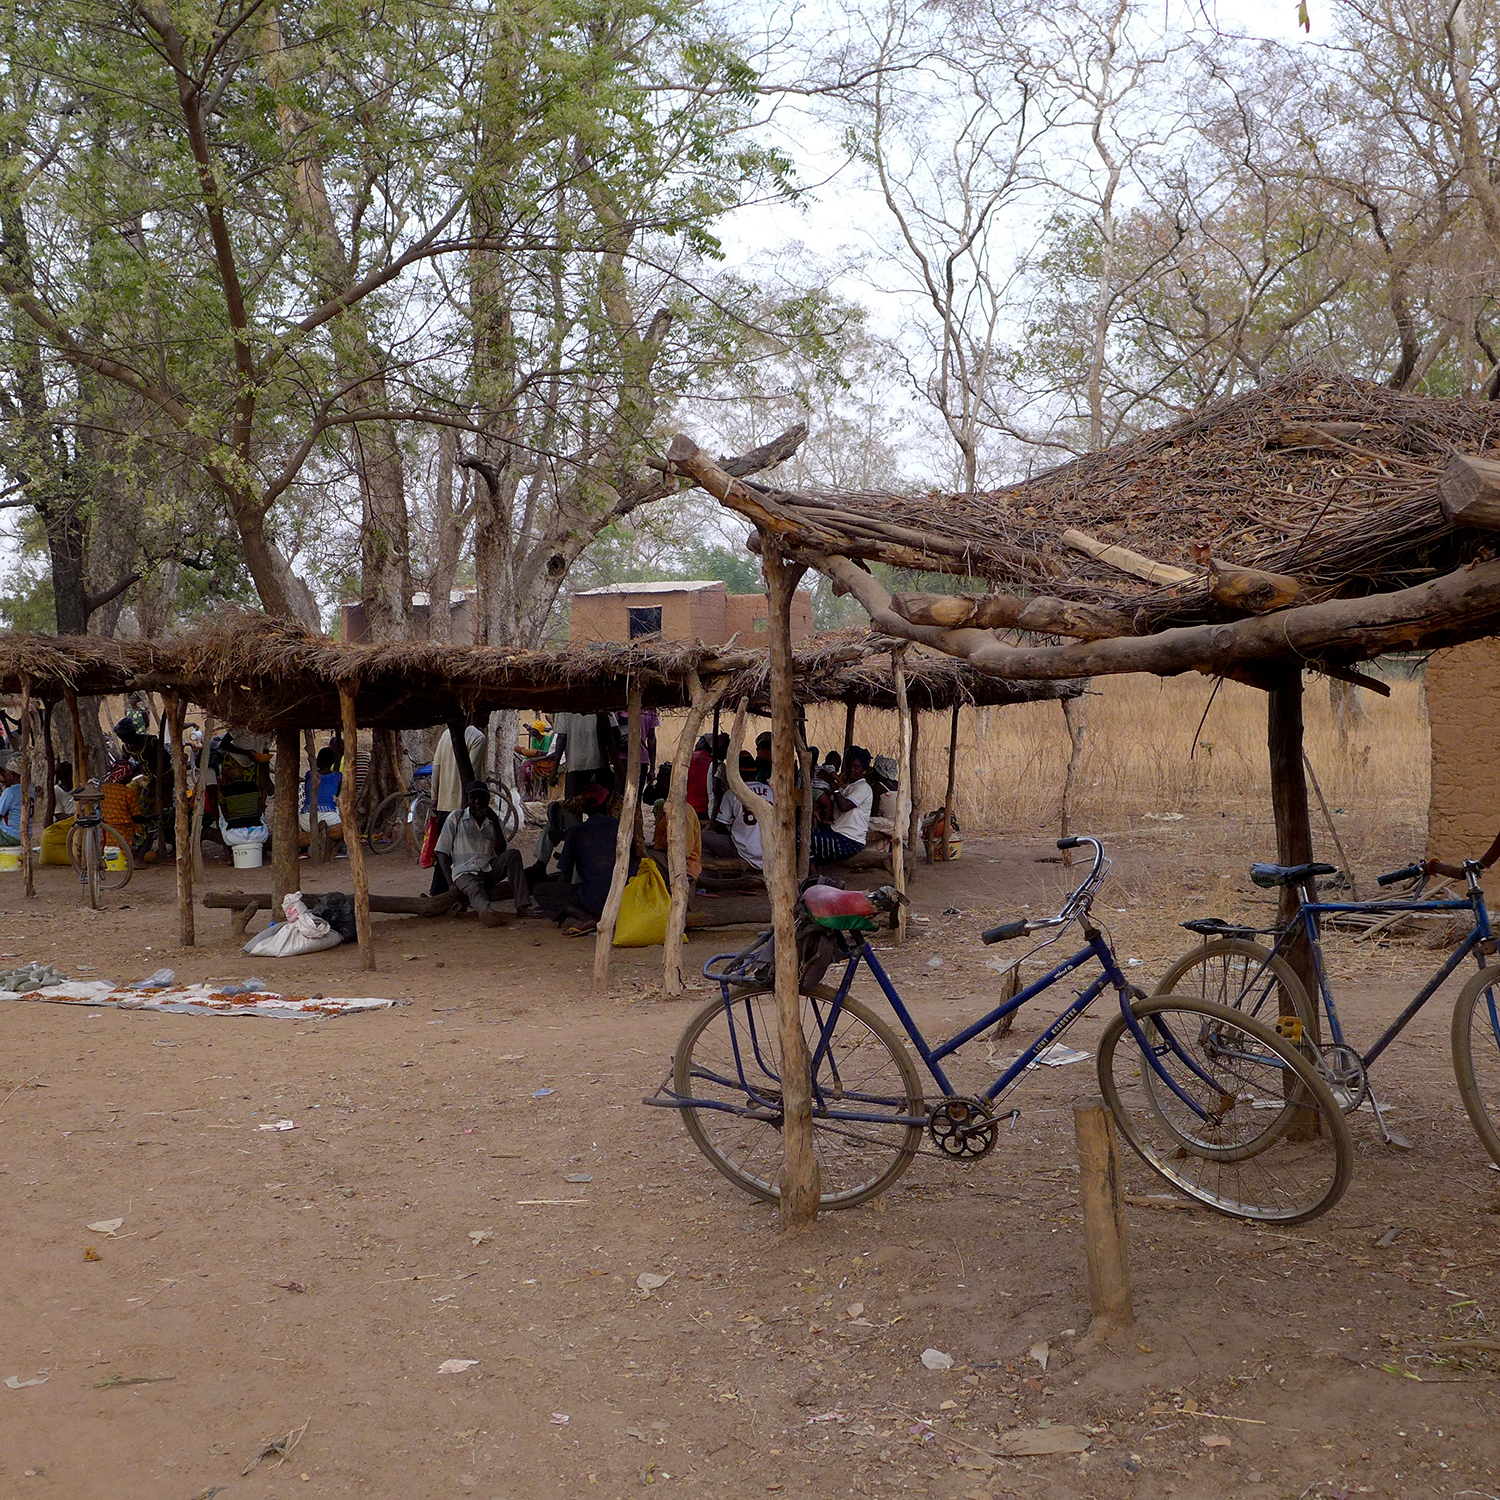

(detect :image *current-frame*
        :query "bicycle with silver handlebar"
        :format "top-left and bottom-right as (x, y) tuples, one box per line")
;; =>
(649, 835), (1352, 1223)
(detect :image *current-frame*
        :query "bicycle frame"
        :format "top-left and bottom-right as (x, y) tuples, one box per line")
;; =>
(694, 926), (1244, 1132)
(1263, 874), (1492, 1068)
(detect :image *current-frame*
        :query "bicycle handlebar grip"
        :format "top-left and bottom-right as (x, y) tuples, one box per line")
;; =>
(1377, 863), (1423, 887)
(1056, 836), (1082, 850)
(982, 919), (1029, 944)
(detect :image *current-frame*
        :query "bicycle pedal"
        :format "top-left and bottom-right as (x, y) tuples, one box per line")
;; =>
(1275, 1015), (1305, 1043)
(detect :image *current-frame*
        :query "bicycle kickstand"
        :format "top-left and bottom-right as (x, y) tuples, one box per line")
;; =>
(1364, 1084), (1412, 1151)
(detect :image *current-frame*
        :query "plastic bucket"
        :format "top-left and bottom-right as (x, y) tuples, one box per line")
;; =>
(0, 849), (18, 871)
(231, 843), (264, 870)
(103, 845), (128, 871)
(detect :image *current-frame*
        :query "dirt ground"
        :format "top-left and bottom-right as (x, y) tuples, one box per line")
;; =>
(1, 818), (1498, 1500)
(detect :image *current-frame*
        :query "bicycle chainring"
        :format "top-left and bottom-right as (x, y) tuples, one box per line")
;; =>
(928, 1096), (1000, 1159)
(1318, 1042), (1368, 1114)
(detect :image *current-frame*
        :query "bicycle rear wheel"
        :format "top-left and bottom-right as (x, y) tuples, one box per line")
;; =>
(1155, 937), (1317, 1037)
(1452, 968), (1500, 1167)
(67, 821), (134, 891)
(673, 986), (924, 1210)
(367, 791), (417, 855)
(1099, 994), (1352, 1224)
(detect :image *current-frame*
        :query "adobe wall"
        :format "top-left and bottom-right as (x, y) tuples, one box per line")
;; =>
(568, 593), (626, 643)
(568, 586), (726, 643)
(723, 591), (813, 644)
(1428, 639), (1500, 859)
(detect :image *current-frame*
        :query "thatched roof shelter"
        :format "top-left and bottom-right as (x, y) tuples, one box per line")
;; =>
(0, 617), (1079, 728)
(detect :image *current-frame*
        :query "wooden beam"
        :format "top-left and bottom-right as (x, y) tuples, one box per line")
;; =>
(818, 551), (1500, 683)
(1439, 453), (1500, 529)
(338, 687), (375, 970)
(594, 678), (642, 990)
(203, 889), (461, 916)
(1269, 419), (1391, 449)
(1060, 528), (1194, 587)
(1206, 559), (1303, 615)
(168, 694), (194, 946)
(891, 589), (1138, 641)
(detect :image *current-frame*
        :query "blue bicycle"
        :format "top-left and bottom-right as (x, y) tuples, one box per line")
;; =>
(655, 837), (1352, 1223)
(1161, 849), (1500, 1164)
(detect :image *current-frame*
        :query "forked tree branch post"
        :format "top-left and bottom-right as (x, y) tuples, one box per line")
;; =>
(337, 688), (375, 970)
(663, 672), (722, 995)
(19, 677), (33, 899)
(594, 678), (643, 991)
(762, 541), (821, 1228)
(167, 694), (194, 947)
(891, 650), (911, 944)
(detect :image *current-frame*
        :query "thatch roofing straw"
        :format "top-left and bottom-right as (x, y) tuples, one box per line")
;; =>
(0, 618), (1080, 729)
(730, 368), (1500, 629)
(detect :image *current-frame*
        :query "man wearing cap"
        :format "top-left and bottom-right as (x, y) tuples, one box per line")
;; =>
(434, 782), (532, 927)
(809, 745), (877, 864)
(0, 756), (22, 847)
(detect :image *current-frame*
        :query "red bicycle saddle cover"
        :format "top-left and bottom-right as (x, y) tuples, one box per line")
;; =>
(803, 885), (880, 931)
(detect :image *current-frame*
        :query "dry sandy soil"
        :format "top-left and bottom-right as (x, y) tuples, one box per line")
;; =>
(1, 818), (1497, 1500)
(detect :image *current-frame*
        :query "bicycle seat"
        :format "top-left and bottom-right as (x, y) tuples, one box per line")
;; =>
(1181, 917), (1260, 939)
(802, 885), (880, 932)
(1249, 861), (1337, 889)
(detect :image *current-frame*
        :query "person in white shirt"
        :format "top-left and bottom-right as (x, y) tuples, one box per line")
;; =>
(702, 752), (771, 871)
(429, 718), (488, 895)
(434, 782), (532, 926)
(552, 712), (613, 798)
(810, 745), (875, 864)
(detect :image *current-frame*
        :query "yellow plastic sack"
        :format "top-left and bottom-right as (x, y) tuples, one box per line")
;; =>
(39, 815), (74, 867)
(613, 858), (671, 947)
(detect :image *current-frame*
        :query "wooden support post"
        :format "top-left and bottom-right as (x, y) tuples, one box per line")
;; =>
(167, 694), (194, 947)
(892, 651), (911, 944)
(594, 678), (643, 990)
(764, 543), (820, 1228)
(272, 726), (300, 914)
(1267, 667), (1319, 1032)
(338, 688), (375, 970)
(1303, 749), (1359, 900)
(664, 674), (721, 995)
(939, 702), (960, 861)
(41, 699), (55, 830)
(64, 687), (87, 783)
(1059, 694), (1090, 866)
(152, 698), (166, 861)
(906, 703), (922, 853)
(842, 700), (856, 764)
(18, 677), (34, 898)
(1072, 1096), (1134, 1334)
(190, 713), (214, 888)
(795, 720), (814, 884)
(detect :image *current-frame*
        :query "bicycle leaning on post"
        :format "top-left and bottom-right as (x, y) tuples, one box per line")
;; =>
(67, 781), (134, 909)
(1158, 841), (1500, 1163)
(648, 836), (1353, 1225)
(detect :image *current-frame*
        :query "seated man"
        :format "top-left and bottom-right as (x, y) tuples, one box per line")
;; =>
(702, 753), (770, 871)
(529, 782), (632, 929)
(299, 746), (344, 845)
(810, 745), (875, 864)
(434, 782), (533, 928)
(0, 756), (22, 846)
(650, 765), (702, 881)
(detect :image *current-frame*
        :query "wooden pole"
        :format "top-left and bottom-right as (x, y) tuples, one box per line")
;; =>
(64, 687), (87, 784)
(1072, 1096), (1134, 1334)
(939, 702), (960, 861)
(190, 713), (214, 888)
(18, 677), (34, 898)
(303, 729), (328, 863)
(906, 704), (922, 853)
(40, 699), (55, 829)
(1267, 667), (1319, 1034)
(842, 700), (856, 764)
(272, 726), (300, 914)
(152, 698), (166, 861)
(795, 721), (814, 883)
(1303, 748), (1359, 900)
(1059, 694), (1090, 867)
(892, 651), (911, 944)
(338, 688), (375, 970)
(663, 674), (721, 995)
(764, 544), (820, 1228)
(594, 677), (643, 990)
(167, 694), (194, 947)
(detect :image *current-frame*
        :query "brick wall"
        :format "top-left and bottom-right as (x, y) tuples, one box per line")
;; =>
(1428, 640), (1500, 859)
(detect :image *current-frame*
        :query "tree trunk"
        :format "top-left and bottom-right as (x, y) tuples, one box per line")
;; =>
(594, 679), (643, 990)
(764, 544), (820, 1228)
(168, 694), (194, 946)
(940, 702), (960, 861)
(663, 674), (720, 995)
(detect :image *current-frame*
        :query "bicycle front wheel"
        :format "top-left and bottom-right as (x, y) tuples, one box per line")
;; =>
(672, 987), (924, 1210)
(367, 791), (417, 855)
(1099, 994), (1352, 1224)
(1452, 968), (1500, 1167)
(68, 822), (134, 892)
